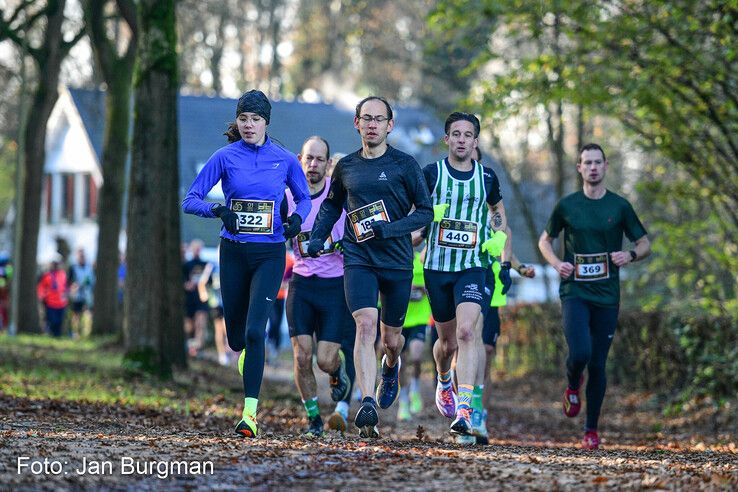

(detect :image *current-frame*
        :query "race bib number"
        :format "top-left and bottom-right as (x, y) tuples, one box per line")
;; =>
(231, 199), (274, 234)
(296, 231), (334, 257)
(348, 200), (390, 242)
(437, 219), (478, 249)
(574, 253), (609, 281)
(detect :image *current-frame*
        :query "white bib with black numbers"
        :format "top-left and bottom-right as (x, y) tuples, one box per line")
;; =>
(231, 199), (274, 234)
(348, 200), (390, 242)
(574, 253), (609, 281)
(424, 160), (490, 272)
(296, 231), (334, 257)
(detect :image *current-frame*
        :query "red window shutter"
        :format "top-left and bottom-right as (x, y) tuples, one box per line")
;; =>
(89, 175), (97, 218)
(45, 174), (51, 221)
(66, 174), (74, 221)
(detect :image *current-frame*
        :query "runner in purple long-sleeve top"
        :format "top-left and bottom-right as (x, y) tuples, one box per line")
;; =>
(182, 89), (310, 438)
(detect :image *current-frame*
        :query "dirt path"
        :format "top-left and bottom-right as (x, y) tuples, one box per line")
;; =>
(1, 362), (736, 490)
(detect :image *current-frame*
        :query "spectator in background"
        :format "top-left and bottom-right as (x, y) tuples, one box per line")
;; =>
(117, 252), (126, 307)
(68, 248), (95, 339)
(266, 248), (293, 365)
(183, 239), (211, 357)
(37, 253), (68, 337)
(0, 252), (12, 331)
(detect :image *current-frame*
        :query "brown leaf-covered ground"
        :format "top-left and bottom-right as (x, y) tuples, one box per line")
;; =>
(1, 342), (736, 491)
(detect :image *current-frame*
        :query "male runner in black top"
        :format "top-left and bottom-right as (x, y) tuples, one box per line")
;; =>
(309, 96), (433, 438)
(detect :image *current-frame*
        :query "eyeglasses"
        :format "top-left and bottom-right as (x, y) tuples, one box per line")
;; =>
(358, 115), (389, 123)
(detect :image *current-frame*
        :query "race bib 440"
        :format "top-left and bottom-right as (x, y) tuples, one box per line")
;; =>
(231, 199), (274, 234)
(437, 219), (478, 249)
(574, 253), (609, 281)
(348, 200), (390, 242)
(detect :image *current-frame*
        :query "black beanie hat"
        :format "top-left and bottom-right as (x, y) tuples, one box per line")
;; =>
(236, 89), (271, 124)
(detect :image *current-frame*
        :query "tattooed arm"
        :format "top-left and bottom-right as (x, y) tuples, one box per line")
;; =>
(489, 199), (508, 234)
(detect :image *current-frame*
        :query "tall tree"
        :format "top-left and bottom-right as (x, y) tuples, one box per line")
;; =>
(85, 0), (137, 335)
(124, 0), (184, 375)
(0, 0), (85, 332)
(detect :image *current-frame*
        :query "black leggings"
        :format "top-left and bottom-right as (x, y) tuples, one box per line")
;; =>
(220, 239), (285, 398)
(267, 298), (284, 350)
(562, 297), (619, 430)
(340, 309), (356, 404)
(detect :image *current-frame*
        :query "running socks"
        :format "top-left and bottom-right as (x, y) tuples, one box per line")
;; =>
(303, 397), (319, 419)
(334, 401), (349, 420)
(243, 397), (258, 420)
(458, 384), (474, 410)
(399, 386), (410, 402)
(438, 370), (453, 389)
(471, 385), (484, 413)
(410, 377), (420, 394)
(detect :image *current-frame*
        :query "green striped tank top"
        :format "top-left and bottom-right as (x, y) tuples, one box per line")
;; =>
(424, 159), (490, 272)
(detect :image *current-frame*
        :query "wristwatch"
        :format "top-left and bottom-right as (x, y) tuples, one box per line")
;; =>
(629, 250), (637, 262)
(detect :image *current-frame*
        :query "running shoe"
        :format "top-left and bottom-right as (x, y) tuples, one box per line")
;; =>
(409, 390), (422, 414)
(450, 407), (473, 436)
(375, 355), (401, 409)
(471, 409), (489, 445)
(563, 376), (584, 418)
(238, 349), (245, 376)
(397, 399), (411, 421)
(435, 380), (458, 418)
(456, 434), (476, 445)
(327, 411), (348, 432)
(304, 415), (324, 438)
(582, 430), (600, 450)
(329, 351), (351, 402)
(355, 398), (379, 438)
(235, 415), (258, 438)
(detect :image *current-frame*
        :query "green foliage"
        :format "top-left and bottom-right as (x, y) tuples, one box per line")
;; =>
(499, 304), (738, 402)
(0, 139), (16, 221)
(431, 0), (738, 307)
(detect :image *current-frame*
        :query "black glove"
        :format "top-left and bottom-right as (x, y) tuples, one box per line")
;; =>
(370, 220), (389, 240)
(333, 239), (345, 253)
(213, 205), (239, 235)
(307, 238), (323, 258)
(499, 261), (512, 295)
(283, 214), (302, 239)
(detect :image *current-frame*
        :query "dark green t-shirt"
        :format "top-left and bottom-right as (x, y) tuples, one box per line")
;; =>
(545, 190), (647, 306)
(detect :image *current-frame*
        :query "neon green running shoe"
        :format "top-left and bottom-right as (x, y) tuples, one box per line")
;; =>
(410, 390), (422, 414)
(238, 349), (245, 376)
(397, 399), (411, 421)
(235, 414), (258, 438)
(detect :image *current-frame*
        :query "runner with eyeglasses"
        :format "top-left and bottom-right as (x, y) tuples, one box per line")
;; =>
(308, 96), (433, 438)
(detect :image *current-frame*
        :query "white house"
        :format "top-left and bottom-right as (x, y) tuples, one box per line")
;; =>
(38, 86), (104, 263)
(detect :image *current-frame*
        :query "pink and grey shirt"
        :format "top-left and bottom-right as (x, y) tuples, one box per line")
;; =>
(287, 177), (346, 279)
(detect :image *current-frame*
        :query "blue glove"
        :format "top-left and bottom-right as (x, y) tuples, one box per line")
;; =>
(499, 261), (512, 295)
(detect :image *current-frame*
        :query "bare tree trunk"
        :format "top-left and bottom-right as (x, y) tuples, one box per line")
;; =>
(87, 0), (137, 336)
(13, 0), (68, 333)
(210, 13), (226, 94)
(124, 0), (185, 376)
